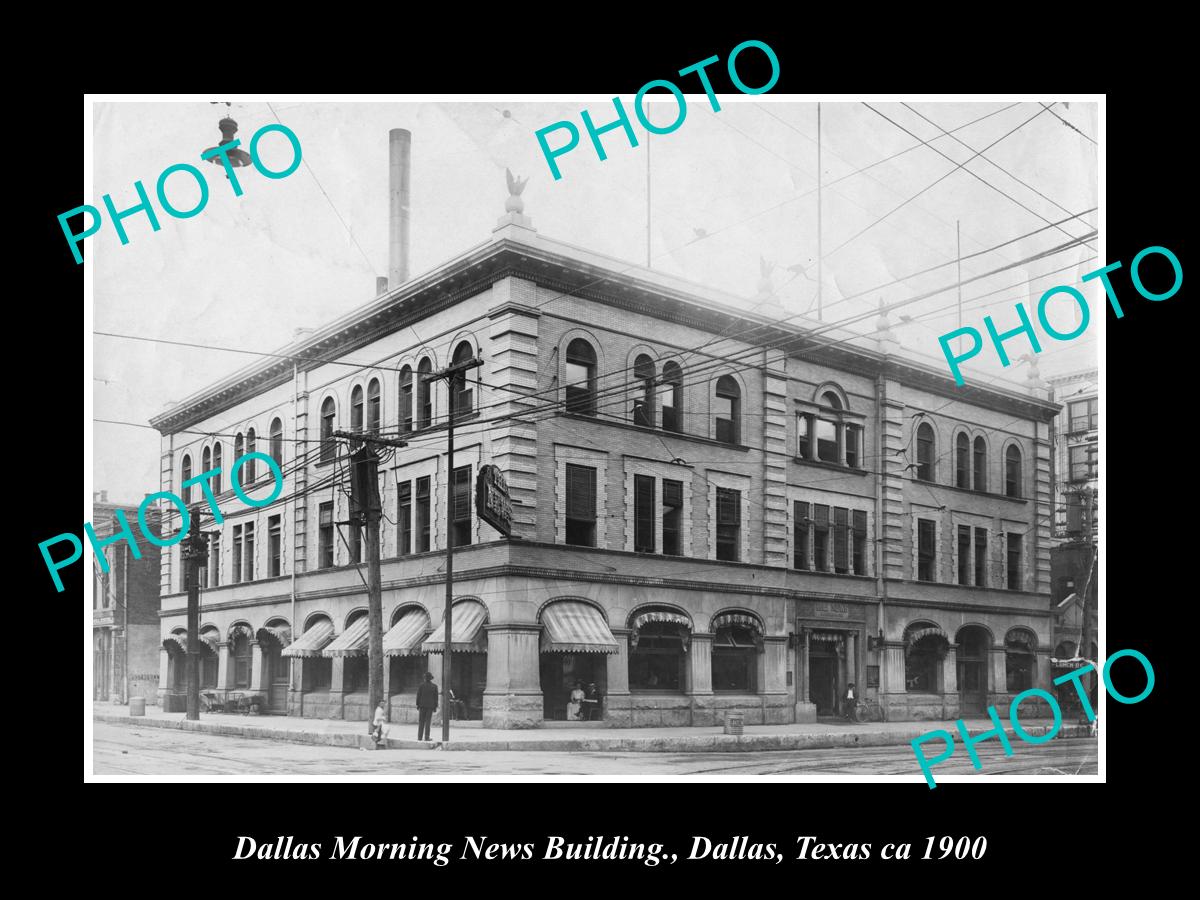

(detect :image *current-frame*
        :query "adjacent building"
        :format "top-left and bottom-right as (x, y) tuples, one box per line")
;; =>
(149, 134), (1061, 728)
(92, 492), (162, 704)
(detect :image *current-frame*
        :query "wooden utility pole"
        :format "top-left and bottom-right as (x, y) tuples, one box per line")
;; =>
(181, 505), (208, 721)
(423, 354), (483, 743)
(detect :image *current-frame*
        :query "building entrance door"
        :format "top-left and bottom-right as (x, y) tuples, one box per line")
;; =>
(540, 654), (605, 720)
(809, 653), (839, 716)
(265, 644), (289, 714)
(956, 626), (989, 715)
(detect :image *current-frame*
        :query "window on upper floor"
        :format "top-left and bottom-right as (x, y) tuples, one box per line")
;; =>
(1007, 533), (1023, 590)
(633, 355), (655, 428)
(201, 445), (211, 478)
(1069, 443), (1097, 482)
(417, 358), (433, 428)
(181, 454), (192, 505)
(916, 422), (935, 482)
(367, 378), (381, 433)
(1005, 445), (1023, 498)
(565, 463), (597, 546)
(973, 437), (987, 492)
(660, 362), (683, 433)
(416, 476), (432, 552)
(956, 433), (970, 489)
(1068, 397), (1097, 434)
(917, 518), (936, 582)
(714, 376), (740, 444)
(244, 428), (257, 484)
(662, 478), (684, 556)
(565, 339), (597, 416)
(234, 432), (244, 470)
(851, 510), (867, 575)
(318, 502), (334, 568)
(268, 514), (282, 578)
(812, 504), (830, 572)
(208, 531), (221, 587)
(397, 480), (412, 556)
(974, 527), (988, 587)
(634, 474), (655, 552)
(320, 398), (336, 463)
(269, 417), (284, 468)
(958, 525), (971, 585)
(451, 342), (474, 419)
(452, 464), (472, 546)
(351, 385), (364, 435)
(632, 474), (686, 556)
(715, 487), (741, 561)
(793, 501), (810, 570)
(399, 366), (413, 433)
(212, 442), (223, 494)
(845, 424), (861, 468)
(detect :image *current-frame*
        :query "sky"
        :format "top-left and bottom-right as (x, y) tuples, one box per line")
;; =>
(90, 97), (1100, 506)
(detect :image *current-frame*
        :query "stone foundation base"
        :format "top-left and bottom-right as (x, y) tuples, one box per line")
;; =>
(794, 701), (817, 723)
(482, 691), (543, 729)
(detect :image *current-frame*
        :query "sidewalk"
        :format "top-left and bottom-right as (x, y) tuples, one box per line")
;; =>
(92, 703), (1092, 753)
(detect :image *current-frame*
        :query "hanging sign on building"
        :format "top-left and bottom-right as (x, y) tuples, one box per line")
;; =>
(476, 464), (513, 536)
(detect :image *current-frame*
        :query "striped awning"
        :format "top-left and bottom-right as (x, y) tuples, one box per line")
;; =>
(1005, 628), (1037, 653)
(905, 626), (949, 656)
(711, 611), (763, 636)
(256, 624), (291, 648)
(421, 600), (488, 653)
(540, 601), (618, 654)
(323, 617), (371, 658)
(282, 619), (335, 658)
(384, 607), (430, 657)
(163, 632), (188, 655)
(198, 630), (221, 655)
(630, 610), (692, 633)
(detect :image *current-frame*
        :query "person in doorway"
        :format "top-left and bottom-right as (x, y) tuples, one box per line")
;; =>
(582, 682), (601, 720)
(843, 682), (857, 722)
(567, 681), (585, 720)
(370, 700), (388, 748)
(416, 672), (438, 741)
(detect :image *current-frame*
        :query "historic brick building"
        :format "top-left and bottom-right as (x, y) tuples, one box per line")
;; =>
(149, 161), (1059, 728)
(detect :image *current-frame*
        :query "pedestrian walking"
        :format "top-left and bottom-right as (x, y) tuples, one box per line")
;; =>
(416, 672), (438, 741)
(370, 700), (388, 748)
(843, 682), (857, 723)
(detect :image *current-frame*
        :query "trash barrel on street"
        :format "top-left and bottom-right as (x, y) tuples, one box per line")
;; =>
(129, 697), (146, 717)
(724, 712), (744, 736)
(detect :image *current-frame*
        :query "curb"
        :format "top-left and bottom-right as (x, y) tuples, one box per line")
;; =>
(94, 712), (1093, 754)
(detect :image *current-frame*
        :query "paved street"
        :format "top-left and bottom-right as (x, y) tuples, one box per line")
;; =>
(93, 722), (1097, 778)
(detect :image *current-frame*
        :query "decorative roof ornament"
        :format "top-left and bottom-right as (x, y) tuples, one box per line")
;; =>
(1019, 353), (1049, 397)
(494, 167), (535, 236)
(505, 168), (529, 215)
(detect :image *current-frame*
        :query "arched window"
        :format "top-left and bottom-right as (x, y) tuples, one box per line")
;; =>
(1005, 628), (1036, 693)
(660, 361), (683, 432)
(200, 627), (220, 689)
(916, 422), (935, 481)
(201, 445), (211, 477)
(451, 341), (474, 418)
(367, 379), (381, 433)
(629, 611), (689, 691)
(398, 366), (413, 433)
(351, 385), (364, 433)
(212, 442), (223, 494)
(821, 391), (843, 410)
(231, 629), (253, 689)
(633, 354), (655, 428)
(320, 398), (336, 463)
(565, 339), (597, 415)
(955, 433), (970, 489)
(233, 434), (245, 488)
(973, 437), (987, 492)
(1005, 445), (1023, 498)
(417, 358), (433, 429)
(244, 427), (257, 485)
(269, 417), (283, 468)
(712, 623), (759, 692)
(904, 625), (947, 692)
(714, 375), (740, 444)
(181, 454), (192, 505)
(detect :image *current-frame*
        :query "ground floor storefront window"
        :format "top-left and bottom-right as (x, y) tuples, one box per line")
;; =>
(630, 622), (686, 690)
(540, 654), (606, 720)
(389, 656), (426, 695)
(712, 626), (757, 692)
(904, 624), (949, 692)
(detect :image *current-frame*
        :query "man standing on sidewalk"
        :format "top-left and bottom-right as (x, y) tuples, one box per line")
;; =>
(416, 672), (438, 742)
(843, 683), (857, 723)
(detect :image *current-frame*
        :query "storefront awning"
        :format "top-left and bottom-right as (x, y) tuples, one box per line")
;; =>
(256, 624), (291, 648)
(282, 619), (335, 658)
(630, 610), (691, 633)
(384, 608), (430, 657)
(905, 626), (949, 657)
(540, 601), (618, 654)
(422, 600), (488, 653)
(711, 611), (763, 636)
(323, 617), (371, 658)
(1005, 628), (1037, 653)
(199, 631), (220, 655)
(163, 633), (188, 655)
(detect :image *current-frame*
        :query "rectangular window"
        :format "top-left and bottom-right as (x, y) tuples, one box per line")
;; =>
(349, 514), (361, 564)
(1007, 533), (1022, 590)
(634, 474), (656, 553)
(958, 525), (971, 585)
(397, 480), (412, 556)
(268, 515), (282, 578)
(852, 509), (867, 575)
(845, 424), (860, 468)
(452, 465), (472, 547)
(813, 504), (830, 572)
(974, 527), (987, 587)
(817, 419), (839, 463)
(416, 476), (432, 553)
(833, 506), (849, 574)
(917, 519), (936, 582)
(973, 442), (987, 491)
(564, 464), (597, 547)
(231, 524), (243, 584)
(243, 522), (255, 582)
(209, 532), (220, 588)
(662, 479), (683, 556)
(318, 502), (334, 569)
(793, 500), (809, 570)
(1069, 398), (1097, 433)
(797, 414), (811, 459)
(715, 488), (740, 562)
(197, 550), (208, 589)
(1069, 444), (1097, 481)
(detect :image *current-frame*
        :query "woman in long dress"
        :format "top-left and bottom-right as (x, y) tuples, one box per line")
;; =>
(567, 681), (585, 720)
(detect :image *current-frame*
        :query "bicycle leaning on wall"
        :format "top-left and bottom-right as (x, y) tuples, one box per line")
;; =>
(853, 697), (886, 723)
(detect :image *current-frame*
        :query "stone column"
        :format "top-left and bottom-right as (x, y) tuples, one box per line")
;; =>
(688, 632), (714, 725)
(847, 631), (859, 688)
(942, 645), (959, 719)
(288, 656), (303, 717)
(762, 635), (789, 725)
(249, 641), (265, 693)
(217, 641), (232, 698)
(482, 624), (543, 729)
(606, 627), (632, 726)
(328, 657), (345, 719)
(988, 647), (1009, 710)
(796, 631), (817, 722)
(158, 647), (171, 707)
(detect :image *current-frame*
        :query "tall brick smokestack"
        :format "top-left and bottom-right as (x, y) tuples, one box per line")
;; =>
(388, 128), (412, 290)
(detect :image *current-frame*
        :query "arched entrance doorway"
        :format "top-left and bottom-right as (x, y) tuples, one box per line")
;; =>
(538, 599), (618, 721)
(808, 631), (845, 715)
(420, 598), (489, 720)
(956, 626), (990, 715)
(256, 619), (292, 714)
